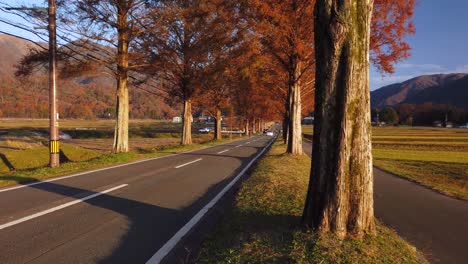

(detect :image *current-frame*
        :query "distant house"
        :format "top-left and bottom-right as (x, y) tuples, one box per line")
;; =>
(445, 122), (454, 128)
(172, 116), (182, 123)
(433, 121), (442, 127)
(172, 116), (193, 123)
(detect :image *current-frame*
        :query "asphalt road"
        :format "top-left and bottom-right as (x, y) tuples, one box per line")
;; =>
(0, 135), (275, 264)
(303, 140), (468, 264)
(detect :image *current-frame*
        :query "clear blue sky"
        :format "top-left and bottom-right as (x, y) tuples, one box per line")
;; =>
(1, 1), (467, 91)
(370, 0), (468, 90)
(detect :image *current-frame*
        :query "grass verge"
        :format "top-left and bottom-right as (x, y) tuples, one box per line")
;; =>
(196, 142), (426, 263)
(0, 137), (240, 188)
(374, 159), (468, 200)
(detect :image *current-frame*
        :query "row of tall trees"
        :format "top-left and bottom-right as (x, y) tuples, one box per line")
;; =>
(12, 0), (285, 152)
(7, 0), (416, 240)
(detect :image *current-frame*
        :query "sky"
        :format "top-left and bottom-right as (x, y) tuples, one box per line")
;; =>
(1, 1), (468, 91)
(370, 0), (468, 90)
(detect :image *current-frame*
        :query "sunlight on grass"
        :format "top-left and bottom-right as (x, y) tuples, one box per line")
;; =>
(197, 142), (426, 263)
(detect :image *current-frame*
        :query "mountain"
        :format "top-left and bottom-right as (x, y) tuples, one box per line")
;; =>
(0, 34), (36, 77)
(371, 73), (468, 109)
(0, 34), (177, 119)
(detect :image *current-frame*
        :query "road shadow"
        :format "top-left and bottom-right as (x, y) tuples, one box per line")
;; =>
(0, 171), (245, 264)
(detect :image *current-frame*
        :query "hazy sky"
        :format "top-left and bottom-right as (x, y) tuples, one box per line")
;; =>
(1, 1), (467, 91)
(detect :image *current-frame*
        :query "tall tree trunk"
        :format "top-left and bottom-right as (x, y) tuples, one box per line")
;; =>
(286, 64), (303, 155)
(181, 99), (192, 145)
(244, 119), (250, 136)
(214, 108), (222, 140)
(283, 99), (290, 144)
(113, 5), (129, 153)
(302, 0), (375, 239)
(252, 118), (256, 134)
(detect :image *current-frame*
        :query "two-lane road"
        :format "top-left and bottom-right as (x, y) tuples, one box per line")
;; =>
(0, 135), (275, 264)
(303, 139), (468, 263)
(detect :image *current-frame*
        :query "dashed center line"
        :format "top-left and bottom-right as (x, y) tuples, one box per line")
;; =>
(235, 145), (243, 148)
(0, 184), (128, 231)
(217, 149), (229, 154)
(175, 158), (203, 169)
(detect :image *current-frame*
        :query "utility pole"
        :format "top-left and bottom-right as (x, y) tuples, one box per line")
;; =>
(5, 2), (59, 166)
(48, 0), (59, 167)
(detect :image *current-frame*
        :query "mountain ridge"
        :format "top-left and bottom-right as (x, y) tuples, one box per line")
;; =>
(371, 73), (468, 109)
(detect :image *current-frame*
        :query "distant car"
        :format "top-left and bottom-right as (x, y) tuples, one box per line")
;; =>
(59, 132), (72, 140)
(198, 128), (211, 133)
(266, 131), (274, 136)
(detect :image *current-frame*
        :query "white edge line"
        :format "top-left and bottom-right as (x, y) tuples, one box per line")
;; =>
(0, 184), (128, 230)
(217, 149), (229, 154)
(174, 158), (203, 169)
(145, 136), (276, 264)
(0, 137), (252, 194)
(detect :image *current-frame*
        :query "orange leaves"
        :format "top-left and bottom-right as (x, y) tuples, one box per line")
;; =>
(371, 0), (416, 74)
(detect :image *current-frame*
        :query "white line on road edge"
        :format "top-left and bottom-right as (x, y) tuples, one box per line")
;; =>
(0, 184), (128, 230)
(145, 137), (276, 264)
(217, 149), (229, 154)
(234, 144), (243, 148)
(174, 158), (203, 169)
(0, 136), (256, 194)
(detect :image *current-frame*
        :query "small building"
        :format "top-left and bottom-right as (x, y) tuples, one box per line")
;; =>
(433, 121), (442, 127)
(172, 116), (193, 123)
(446, 122), (454, 128)
(172, 116), (182, 123)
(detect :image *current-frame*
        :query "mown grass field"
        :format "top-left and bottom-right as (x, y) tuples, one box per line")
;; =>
(303, 125), (468, 200)
(0, 119), (241, 187)
(197, 142), (426, 263)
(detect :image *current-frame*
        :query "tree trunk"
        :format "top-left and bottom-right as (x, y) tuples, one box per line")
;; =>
(283, 101), (290, 144)
(244, 119), (250, 136)
(302, 0), (375, 239)
(286, 70), (303, 155)
(214, 108), (222, 140)
(181, 99), (192, 145)
(251, 118), (256, 134)
(113, 7), (129, 153)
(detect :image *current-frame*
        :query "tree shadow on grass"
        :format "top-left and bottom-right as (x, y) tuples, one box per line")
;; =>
(0, 153), (15, 171)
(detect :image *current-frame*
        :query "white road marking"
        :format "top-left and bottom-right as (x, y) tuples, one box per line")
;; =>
(235, 144), (243, 148)
(174, 158), (203, 169)
(0, 184), (128, 230)
(246, 141), (251, 144)
(0, 137), (247, 194)
(145, 137), (276, 264)
(217, 149), (229, 154)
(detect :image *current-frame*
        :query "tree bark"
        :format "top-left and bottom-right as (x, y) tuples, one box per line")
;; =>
(244, 119), (250, 136)
(302, 0), (375, 239)
(113, 4), (129, 153)
(252, 118), (256, 134)
(283, 100), (290, 144)
(286, 69), (303, 155)
(214, 108), (222, 140)
(181, 99), (192, 145)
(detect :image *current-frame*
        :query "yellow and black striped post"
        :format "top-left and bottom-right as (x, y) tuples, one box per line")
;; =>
(50, 140), (60, 154)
